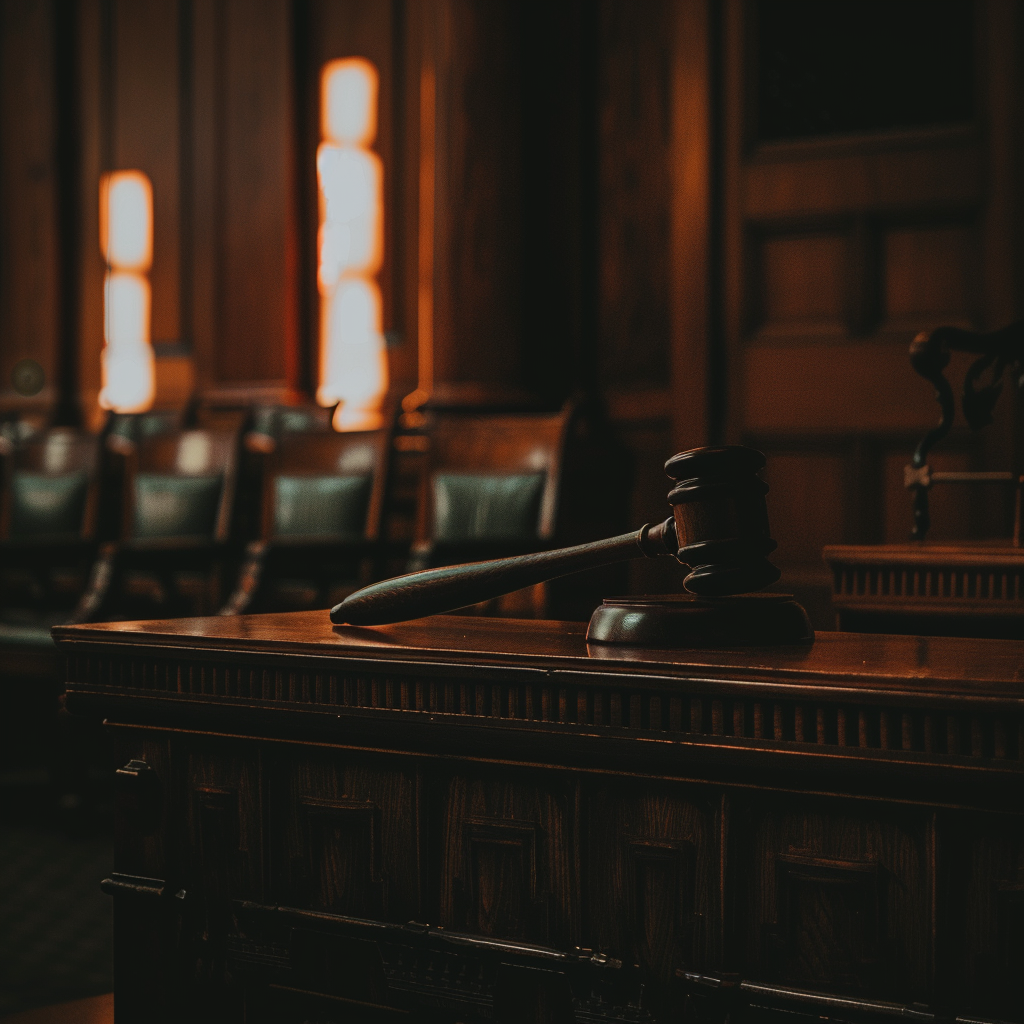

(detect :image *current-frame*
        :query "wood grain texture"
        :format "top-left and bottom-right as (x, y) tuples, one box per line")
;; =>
(721, 0), (1022, 624)
(111, 0), (181, 347)
(429, 0), (524, 391)
(733, 797), (931, 1001)
(0, 0), (60, 413)
(67, 612), (1024, 1021)
(272, 752), (420, 922)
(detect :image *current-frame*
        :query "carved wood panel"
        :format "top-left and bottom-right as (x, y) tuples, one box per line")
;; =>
(182, 740), (262, 904)
(583, 784), (715, 993)
(111, 730), (172, 883)
(271, 752), (421, 924)
(732, 796), (932, 1003)
(723, 0), (1024, 624)
(439, 772), (575, 948)
(945, 813), (1024, 1019)
(0, 0), (61, 417)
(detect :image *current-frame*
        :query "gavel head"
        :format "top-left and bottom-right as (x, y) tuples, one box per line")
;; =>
(664, 445), (781, 597)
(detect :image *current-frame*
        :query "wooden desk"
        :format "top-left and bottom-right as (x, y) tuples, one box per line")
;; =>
(54, 612), (1024, 1023)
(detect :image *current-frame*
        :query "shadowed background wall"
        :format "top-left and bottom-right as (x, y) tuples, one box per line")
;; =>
(1, 0), (1022, 618)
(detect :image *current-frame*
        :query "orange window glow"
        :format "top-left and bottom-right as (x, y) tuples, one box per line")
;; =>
(99, 171), (155, 413)
(317, 58), (387, 432)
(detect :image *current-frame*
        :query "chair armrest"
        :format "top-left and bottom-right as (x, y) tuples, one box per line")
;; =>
(219, 541), (268, 616)
(69, 542), (121, 623)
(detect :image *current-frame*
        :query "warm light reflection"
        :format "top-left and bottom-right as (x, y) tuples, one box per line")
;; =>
(317, 58), (387, 432)
(100, 172), (153, 270)
(322, 58), (377, 146)
(99, 171), (155, 412)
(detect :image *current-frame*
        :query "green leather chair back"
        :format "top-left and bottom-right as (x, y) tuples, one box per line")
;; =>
(132, 473), (224, 539)
(431, 472), (546, 542)
(9, 471), (90, 538)
(252, 406), (331, 438)
(273, 474), (372, 539)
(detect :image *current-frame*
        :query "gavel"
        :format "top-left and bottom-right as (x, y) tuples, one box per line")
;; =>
(331, 445), (813, 646)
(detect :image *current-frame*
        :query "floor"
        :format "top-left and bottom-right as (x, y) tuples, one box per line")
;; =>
(0, 994), (112, 1024)
(0, 733), (114, 1019)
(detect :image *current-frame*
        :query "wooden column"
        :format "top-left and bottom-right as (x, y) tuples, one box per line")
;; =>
(0, 0), (62, 423)
(422, 0), (527, 405)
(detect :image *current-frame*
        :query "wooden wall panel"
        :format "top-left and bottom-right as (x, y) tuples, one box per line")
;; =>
(584, 784), (717, 990)
(428, 0), (524, 395)
(743, 344), (975, 435)
(76, 0), (106, 425)
(111, 0), (180, 346)
(273, 753), (421, 924)
(764, 453), (847, 566)
(723, 0), (1023, 625)
(883, 223), (977, 323)
(758, 233), (847, 330)
(439, 772), (576, 949)
(208, 0), (298, 397)
(597, 0), (672, 396)
(0, 0), (60, 415)
(734, 798), (933, 1001)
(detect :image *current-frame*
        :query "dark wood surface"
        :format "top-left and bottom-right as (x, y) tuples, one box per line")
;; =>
(57, 611), (1024, 1022)
(54, 609), (1024, 696)
(825, 541), (1024, 638)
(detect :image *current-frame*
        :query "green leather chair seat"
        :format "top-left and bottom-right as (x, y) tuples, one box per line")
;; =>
(133, 473), (223, 539)
(273, 474), (372, 539)
(432, 472), (546, 542)
(10, 471), (89, 539)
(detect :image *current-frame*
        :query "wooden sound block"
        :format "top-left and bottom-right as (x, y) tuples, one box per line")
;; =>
(587, 593), (814, 647)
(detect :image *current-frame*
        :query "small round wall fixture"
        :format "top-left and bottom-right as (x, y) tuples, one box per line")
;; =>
(12, 358), (45, 397)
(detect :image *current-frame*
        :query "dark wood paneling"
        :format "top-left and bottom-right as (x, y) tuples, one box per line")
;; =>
(59, 613), (1024, 1019)
(585, 784), (716, 989)
(597, 0), (672, 394)
(211, 0), (298, 395)
(440, 772), (575, 948)
(0, 0), (60, 414)
(723, 0), (1023, 626)
(429, 0), (525, 393)
(111, 0), (180, 346)
(75, 0), (106, 424)
(273, 753), (421, 923)
(734, 798), (933, 1001)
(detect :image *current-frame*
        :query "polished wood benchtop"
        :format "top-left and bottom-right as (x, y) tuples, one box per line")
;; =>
(53, 609), (1024, 700)
(56, 615), (1024, 1021)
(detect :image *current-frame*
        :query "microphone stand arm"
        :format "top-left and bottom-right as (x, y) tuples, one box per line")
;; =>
(330, 518), (678, 626)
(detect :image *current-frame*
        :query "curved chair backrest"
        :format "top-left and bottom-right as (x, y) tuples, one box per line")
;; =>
(124, 429), (239, 542)
(1, 428), (101, 541)
(261, 430), (390, 542)
(417, 405), (573, 546)
(248, 404), (335, 444)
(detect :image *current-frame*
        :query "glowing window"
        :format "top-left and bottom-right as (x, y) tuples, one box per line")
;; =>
(317, 58), (387, 432)
(99, 171), (155, 412)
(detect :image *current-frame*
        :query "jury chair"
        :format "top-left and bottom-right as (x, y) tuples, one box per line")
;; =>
(0, 428), (104, 781)
(220, 428), (391, 614)
(230, 402), (337, 542)
(77, 428), (240, 621)
(0, 428), (103, 648)
(410, 403), (574, 617)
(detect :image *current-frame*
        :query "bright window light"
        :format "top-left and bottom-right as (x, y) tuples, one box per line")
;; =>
(322, 58), (377, 146)
(99, 170), (155, 412)
(317, 58), (387, 432)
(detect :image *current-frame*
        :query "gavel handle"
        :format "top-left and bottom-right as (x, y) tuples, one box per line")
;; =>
(330, 518), (678, 625)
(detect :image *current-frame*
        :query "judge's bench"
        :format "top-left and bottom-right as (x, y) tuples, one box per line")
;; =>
(55, 609), (1024, 1024)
